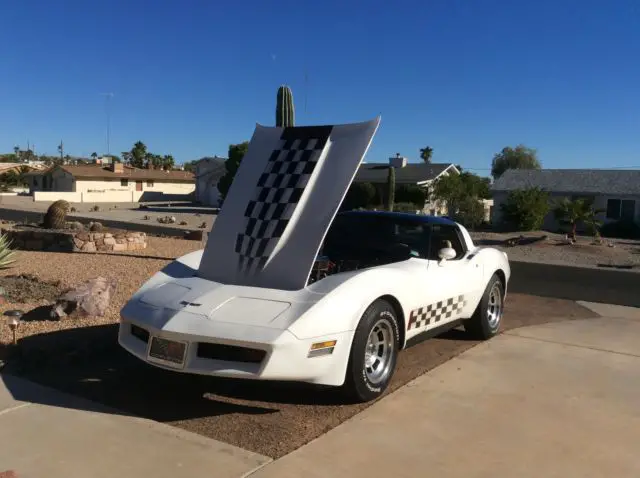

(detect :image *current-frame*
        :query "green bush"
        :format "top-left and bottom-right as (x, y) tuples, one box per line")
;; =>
(395, 184), (426, 208)
(342, 182), (376, 210)
(500, 187), (550, 231)
(600, 220), (640, 239)
(452, 196), (485, 230)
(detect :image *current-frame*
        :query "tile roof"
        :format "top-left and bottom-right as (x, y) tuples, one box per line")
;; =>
(492, 168), (640, 195)
(354, 162), (454, 184)
(58, 165), (194, 182)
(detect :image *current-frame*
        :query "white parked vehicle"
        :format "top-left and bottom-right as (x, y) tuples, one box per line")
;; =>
(119, 118), (510, 402)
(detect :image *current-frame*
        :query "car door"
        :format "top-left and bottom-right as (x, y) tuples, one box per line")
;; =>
(405, 223), (482, 340)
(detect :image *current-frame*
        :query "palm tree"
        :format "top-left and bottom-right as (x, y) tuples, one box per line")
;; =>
(553, 198), (604, 241)
(419, 146), (433, 164)
(91, 152), (98, 161)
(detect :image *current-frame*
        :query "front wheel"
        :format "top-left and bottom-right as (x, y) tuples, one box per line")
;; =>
(464, 273), (504, 340)
(343, 299), (400, 403)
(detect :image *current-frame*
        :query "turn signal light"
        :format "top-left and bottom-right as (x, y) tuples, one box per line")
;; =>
(308, 340), (337, 358)
(310, 340), (337, 350)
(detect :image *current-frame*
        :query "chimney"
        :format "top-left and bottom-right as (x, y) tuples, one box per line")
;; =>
(389, 153), (407, 168)
(110, 162), (124, 173)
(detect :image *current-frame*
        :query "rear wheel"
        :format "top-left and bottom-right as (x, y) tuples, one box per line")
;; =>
(464, 273), (504, 340)
(343, 299), (400, 403)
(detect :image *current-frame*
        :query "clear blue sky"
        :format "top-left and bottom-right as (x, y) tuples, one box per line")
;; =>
(1, 0), (639, 175)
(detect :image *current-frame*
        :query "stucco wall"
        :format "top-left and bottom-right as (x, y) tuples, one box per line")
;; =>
(74, 178), (194, 195)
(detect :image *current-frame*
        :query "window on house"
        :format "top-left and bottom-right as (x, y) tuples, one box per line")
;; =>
(621, 199), (636, 221)
(121, 179), (128, 187)
(147, 180), (154, 187)
(606, 199), (636, 221)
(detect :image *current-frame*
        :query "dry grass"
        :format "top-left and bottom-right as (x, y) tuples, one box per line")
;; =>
(0, 236), (202, 347)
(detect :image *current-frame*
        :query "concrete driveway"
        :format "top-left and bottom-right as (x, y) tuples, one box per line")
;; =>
(250, 302), (640, 478)
(2, 301), (639, 477)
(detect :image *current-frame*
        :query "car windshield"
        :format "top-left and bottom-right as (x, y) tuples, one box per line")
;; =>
(321, 214), (432, 261)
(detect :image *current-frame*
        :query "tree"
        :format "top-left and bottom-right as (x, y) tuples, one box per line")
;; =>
(182, 160), (197, 172)
(432, 171), (492, 228)
(491, 145), (541, 180)
(419, 146), (433, 164)
(162, 154), (175, 170)
(553, 198), (604, 240)
(500, 187), (550, 231)
(217, 141), (250, 202)
(91, 152), (98, 161)
(386, 166), (396, 211)
(123, 141), (148, 168)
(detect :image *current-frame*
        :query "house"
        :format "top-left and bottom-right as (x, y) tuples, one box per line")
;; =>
(353, 155), (460, 214)
(193, 156), (227, 207)
(491, 168), (640, 230)
(26, 162), (195, 203)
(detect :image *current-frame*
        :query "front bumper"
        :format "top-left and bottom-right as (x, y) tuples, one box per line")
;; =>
(118, 303), (354, 387)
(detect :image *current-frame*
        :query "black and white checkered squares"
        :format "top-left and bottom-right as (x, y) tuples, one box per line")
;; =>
(235, 126), (333, 275)
(407, 295), (466, 331)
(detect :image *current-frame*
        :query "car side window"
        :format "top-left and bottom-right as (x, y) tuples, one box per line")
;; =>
(428, 225), (466, 260)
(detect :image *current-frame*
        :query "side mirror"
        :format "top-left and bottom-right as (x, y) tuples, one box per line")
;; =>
(438, 247), (456, 264)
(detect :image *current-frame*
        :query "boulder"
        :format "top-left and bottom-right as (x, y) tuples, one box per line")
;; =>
(52, 277), (117, 319)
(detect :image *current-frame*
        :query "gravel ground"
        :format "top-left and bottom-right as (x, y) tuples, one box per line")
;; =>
(0, 238), (599, 459)
(0, 196), (217, 232)
(471, 230), (640, 271)
(0, 236), (202, 349)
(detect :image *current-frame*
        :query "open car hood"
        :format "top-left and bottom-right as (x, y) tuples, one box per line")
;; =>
(198, 118), (380, 291)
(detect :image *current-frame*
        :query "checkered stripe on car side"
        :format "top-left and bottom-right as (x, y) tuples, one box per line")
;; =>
(407, 295), (466, 330)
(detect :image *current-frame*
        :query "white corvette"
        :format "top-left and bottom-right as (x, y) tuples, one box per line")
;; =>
(119, 118), (510, 402)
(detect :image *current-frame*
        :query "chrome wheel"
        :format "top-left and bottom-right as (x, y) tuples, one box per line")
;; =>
(364, 317), (394, 385)
(487, 282), (503, 329)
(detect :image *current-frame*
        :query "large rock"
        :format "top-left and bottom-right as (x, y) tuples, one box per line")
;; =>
(52, 277), (117, 319)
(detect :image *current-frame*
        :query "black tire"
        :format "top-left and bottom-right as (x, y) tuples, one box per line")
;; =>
(343, 299), (400, 403)
(464, 273), (504, 340)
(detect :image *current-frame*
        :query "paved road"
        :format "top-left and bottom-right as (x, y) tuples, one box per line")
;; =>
(509, 260), (640, 308)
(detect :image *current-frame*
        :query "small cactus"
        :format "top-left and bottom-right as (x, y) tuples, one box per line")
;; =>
(43, 200), (70, 229)
(276, 85), (295, 127)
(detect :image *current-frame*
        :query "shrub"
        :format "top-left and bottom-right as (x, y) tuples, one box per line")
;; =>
(600, 220), (640, 239)
(342, 182), (376, 210)
(500, 187), (549, 231)
(396, 184), (426, 208)
(452, 196), (485, 230)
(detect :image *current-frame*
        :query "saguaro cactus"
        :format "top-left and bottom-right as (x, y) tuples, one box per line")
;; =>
(276, 85), (295, 127)
(386, 166), (396, 211)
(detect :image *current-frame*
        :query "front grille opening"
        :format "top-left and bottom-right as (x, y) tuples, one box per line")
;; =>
(130, 324), (150, 343)
(196, 343), (266, 363)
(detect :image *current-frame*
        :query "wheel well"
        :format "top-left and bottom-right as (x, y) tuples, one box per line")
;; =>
(494, 269), (506, 288)
(378, 294), (406, 349)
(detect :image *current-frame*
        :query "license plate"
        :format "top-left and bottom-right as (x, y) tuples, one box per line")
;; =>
(148, 337), (187, 366)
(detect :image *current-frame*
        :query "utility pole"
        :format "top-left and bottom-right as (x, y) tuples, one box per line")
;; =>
(58, 140), (64, 164)
(100, 92), (114, 156)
